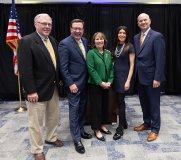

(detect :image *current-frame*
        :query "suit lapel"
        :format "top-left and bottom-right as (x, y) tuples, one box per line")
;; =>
(103, 51), (109, 64)
(93, 48), (103, 60)
(135, 34), (141, 55)
(82, 39), (87, 53)
(33, 32), (55, 68)
(70, 36), (86, 61)
(137, 30), (152, 55)
(49, 37), (59, 65)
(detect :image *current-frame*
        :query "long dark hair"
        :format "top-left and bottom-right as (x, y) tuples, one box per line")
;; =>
(113, 26), (130, 54)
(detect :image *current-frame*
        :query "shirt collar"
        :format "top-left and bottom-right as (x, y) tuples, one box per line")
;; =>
(36, 31), (49, 41)
(142, 27), (151, 37)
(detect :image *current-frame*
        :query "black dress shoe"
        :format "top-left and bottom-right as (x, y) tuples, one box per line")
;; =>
(94, 131), (105, 141)
(81, 132), (92, 139)
(100, 129), (112, 135)
(74, 141), (85, 154)
(113, 132), (122, 140)
(123, 122), (128, 129)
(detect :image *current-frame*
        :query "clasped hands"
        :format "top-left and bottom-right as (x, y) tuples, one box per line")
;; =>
(100, 82), (111, 89)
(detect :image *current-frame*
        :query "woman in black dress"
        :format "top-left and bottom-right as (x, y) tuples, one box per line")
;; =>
(113, 26), (135, 140)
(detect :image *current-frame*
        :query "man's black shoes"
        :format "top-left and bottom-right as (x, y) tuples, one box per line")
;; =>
(113, 132), (122, 140)
(81, 132), (92, 139)
(74, 141), (85, 154)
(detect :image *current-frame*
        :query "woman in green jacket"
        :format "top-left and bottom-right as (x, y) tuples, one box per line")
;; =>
(87, 32), (114, 141)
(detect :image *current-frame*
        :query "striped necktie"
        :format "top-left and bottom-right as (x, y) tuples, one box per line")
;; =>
(77, 40), (86, 59)
(44, 38), (56, 68)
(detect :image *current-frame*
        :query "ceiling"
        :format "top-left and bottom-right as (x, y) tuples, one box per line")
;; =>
(0, 0), (178, 4)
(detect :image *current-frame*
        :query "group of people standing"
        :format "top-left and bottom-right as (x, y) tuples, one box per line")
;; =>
(17, 12), (165, 160)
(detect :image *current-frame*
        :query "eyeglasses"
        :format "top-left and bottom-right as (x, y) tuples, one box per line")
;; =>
(37, 22), (52, 27)
(71, 27), (83, 31)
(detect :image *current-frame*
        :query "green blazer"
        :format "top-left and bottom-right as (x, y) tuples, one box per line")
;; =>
(87, 48), (114, 85)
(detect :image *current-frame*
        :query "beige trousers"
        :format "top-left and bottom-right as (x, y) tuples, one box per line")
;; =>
(26, 88), (60, 154)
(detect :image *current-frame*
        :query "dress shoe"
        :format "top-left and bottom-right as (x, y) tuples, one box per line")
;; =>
(147, 132), (158, 142)
(113, 132), (122, 140)
(123, 122), (128, 129)
(133, 124), (151, 131)
(34, 153), (45, 160)
(100, 128), (112, 135)
(74, 141), (85, 154)
(81, 132), (92, 139)
(45, 139), (64, 147)
(94, 131), (105, 141)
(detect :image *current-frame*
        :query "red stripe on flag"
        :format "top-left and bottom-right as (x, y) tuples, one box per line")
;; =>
(6, 36), (18, 40)
(8, 21), (16, 25)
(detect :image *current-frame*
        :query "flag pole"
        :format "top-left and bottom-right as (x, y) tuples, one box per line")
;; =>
(15, 73), (27, 112)
(6, 0), (27, 112)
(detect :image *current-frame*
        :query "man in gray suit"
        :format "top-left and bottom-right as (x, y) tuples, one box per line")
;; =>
(18, 13), (63, 160)
(58, 19), (92, 154)
(133, 13), (165, 142)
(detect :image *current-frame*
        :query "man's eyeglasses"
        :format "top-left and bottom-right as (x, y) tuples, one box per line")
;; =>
(37, 22), (52, 27)
(71, 27), (83, 31)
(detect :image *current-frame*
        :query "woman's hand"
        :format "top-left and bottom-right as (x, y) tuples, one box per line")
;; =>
(124, 80), (130, 91)
(100, 82), (111, 89)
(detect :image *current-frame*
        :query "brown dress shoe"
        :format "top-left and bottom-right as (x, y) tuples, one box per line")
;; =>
(34, 153), (45, 160)
(134, 124), (151, 131)
(45, 139), (64, 147)
(147, 132), (158, 142)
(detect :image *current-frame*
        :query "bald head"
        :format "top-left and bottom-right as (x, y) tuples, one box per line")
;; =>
(137, 13), (150, 22)
(137, 13), (151, 32)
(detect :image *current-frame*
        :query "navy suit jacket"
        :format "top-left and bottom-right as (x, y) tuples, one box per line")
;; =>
(58, 35), (88, 91)
(17, 32), (60, 101)
(134, 29), (165, 85)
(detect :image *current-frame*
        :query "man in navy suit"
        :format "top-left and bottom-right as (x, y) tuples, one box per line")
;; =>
(58, 19), (92, 154)
(18, 13), (63, 160)
(133, 13), (165, 142)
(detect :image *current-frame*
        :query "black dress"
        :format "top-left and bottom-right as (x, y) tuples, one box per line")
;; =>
(113, 43), (135, 93)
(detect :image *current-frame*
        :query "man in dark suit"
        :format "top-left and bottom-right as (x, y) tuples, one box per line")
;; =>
(18, 13), (63, 160)
(58, 19), (92, 154)
(133, 13), (165, 142)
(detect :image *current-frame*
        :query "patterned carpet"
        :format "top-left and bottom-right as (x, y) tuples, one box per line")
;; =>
(0, 95), (181, 160)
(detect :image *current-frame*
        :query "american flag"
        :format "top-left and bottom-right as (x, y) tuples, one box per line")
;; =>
(6, 0), (21, 75)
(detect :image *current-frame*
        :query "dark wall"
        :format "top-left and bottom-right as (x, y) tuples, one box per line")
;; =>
(0, 3), (181, 100)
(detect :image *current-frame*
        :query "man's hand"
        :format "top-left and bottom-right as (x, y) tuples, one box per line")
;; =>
(27, 93), (39, 103)
(69, 84), (78, 93)
(153, 80), (160, 88)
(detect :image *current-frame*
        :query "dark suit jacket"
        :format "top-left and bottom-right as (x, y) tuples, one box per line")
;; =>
(58, 35), (88, 91)
(17, 32), (60, 101)
(134, 29), (165, 85)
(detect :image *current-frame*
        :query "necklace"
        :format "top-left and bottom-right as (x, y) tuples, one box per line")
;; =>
(115, 43), (125, 57)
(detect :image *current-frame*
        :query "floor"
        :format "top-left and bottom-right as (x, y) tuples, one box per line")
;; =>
(0, 95), (181, 160)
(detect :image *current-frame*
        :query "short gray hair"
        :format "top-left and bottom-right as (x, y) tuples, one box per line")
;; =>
(34, 13), (51, 23)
